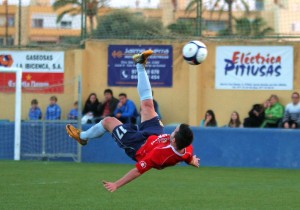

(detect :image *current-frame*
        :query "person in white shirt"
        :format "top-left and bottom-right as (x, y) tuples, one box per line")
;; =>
(282, 92), (300, 129)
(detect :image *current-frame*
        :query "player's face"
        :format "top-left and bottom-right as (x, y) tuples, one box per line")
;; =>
(170, 126), (179, 141)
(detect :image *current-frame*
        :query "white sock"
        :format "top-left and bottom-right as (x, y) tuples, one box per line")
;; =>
(136, 63), (153, 101)
(80, 120), (106, 140)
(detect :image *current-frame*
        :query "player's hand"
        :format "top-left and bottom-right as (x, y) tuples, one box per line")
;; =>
(190, 155), (200, 167)
(102, 180), (118, 192)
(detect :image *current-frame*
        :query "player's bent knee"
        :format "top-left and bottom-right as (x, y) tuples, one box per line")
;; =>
(102, 117), (114, 125)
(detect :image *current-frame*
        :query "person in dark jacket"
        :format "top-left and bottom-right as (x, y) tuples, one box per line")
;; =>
(97, 89), (119, 119)
(82, 93), (100, 123)
(243, 102), (266, 128)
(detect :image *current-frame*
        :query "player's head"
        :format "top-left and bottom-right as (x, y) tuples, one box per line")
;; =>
(104, 89), (113, 101)
(171, 123), (193, 150)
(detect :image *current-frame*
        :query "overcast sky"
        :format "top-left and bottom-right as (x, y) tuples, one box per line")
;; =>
(0, 0), (255, 10)
(0, 0), (160, 8)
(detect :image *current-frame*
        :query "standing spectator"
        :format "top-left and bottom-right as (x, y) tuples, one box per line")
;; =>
(200, 110), (217, 127)
(243, 102), (266, 128)
(261, 95), (284, 128)
(68, 101), (78, 120)
(97, 89), (119, 119)
(227, 111), (242, 128)
(82, 93), (100, 123)
(45, 96), (61, 120)
(282, 92), (300, 129)
(114, 93), (139, 124)
(28, 99), (42, 120)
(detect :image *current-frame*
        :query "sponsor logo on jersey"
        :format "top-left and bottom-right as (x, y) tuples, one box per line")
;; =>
(140, 161), (147, 168)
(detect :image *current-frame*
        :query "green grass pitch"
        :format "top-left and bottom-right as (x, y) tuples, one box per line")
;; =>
(1, 161), (300, 210)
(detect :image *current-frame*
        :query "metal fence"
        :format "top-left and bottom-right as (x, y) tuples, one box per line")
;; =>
(0, 0), (299, 48)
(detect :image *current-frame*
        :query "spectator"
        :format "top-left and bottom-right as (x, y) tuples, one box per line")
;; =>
(227, 111), (242, 128)
(97, 89), (119, 119)
(28, 99), (42, 120)
(282, 92), (300, 129)
(45, 96), (61, 120)
(200, 110), (217, 127)
(243, 102), (266, 128)
(82, 93), (100, 123)
(114, 93), (139, 124)
(261, 94), (284, 128)
(68, 101), (79, 120)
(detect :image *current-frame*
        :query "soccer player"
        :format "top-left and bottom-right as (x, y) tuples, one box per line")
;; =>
(66, 50), (200, 192)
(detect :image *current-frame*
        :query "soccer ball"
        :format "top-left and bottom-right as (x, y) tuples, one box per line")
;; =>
(182, 40), (208, 65)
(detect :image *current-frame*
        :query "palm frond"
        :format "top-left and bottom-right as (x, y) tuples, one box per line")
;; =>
(53, 0), (81, 11)
(56, 7), (81, 23)
(185, 0), (197, 14)
(239, 0), (250, 14)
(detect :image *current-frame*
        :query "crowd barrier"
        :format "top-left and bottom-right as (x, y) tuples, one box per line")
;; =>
(1, 122), (300, 168)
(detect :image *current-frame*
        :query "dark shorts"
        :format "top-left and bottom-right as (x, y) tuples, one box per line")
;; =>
(111, 116), (164, 161)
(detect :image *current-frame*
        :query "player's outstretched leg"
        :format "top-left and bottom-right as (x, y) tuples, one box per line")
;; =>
(132, 50), (157, 122)
(66, 117), (122, 145)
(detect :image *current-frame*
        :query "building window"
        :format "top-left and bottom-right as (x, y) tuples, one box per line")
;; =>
(255, 0), (264, 11)
(32, 19), (44, 28)
(205, 20), (227, 32)
(0, 15), (15, 27)
(60, 21), (72, 29)
(0, 37), (14, 46)
(7, 15), (14, 27)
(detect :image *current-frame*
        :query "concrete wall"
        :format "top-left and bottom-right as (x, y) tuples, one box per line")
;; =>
(82, 40), (300, 126)
(1, 40), (300, 126)
(2, 123), (299, 169)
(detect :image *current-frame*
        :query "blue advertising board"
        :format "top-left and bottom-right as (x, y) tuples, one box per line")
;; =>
(108, 45), (173, 87)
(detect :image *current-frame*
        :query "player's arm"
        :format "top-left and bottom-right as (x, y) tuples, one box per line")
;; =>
(102, 168), (141, 192)
(189, 155), (200, 167)
(185, 145), (200, 167)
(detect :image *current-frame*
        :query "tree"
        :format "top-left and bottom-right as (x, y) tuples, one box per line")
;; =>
(167, 19), (197, 36)
(235, 17), (273, 37)
(53, 0), (107, 34)
(93, 10), (165, 39)
(186, 0), (249, 35)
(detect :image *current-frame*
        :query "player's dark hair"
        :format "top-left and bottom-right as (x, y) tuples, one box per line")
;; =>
(174, 124), (193, 150)
(119, 93), (127, 98)
(74, 101), (78, 105)
(31, 99), (38, 105)
(104, 89), (113, 96)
